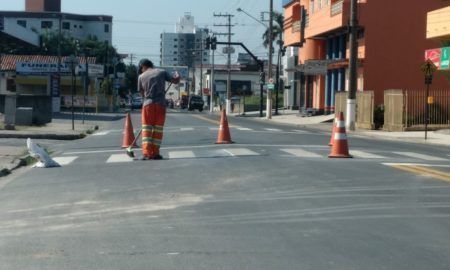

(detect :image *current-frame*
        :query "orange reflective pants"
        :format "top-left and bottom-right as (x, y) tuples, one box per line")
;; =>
(142, 104), (166, 157)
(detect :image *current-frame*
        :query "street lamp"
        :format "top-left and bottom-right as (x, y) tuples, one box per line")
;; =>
(64, 55), (79, 130)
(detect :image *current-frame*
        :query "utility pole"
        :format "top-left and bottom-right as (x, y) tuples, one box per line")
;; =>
(266, 0), (274, 119)
(347, 0), (359, 131)
(214, 13), (234, 114)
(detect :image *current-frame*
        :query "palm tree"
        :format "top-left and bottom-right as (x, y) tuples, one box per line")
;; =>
(262, 11), (284, 50)
(262, 11), (284, 114)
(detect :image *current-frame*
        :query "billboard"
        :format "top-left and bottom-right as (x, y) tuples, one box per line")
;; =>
(16, 62), (104, 76)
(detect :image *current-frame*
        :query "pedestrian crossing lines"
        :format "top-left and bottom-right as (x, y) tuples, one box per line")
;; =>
(53, 147), (449, 167)
(94, 127), (316, 135)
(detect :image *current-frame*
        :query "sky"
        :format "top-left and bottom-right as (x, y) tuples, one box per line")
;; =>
(0, 0), (284, 65)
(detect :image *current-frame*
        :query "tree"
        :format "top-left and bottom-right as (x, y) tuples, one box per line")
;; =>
(262, 11), (284, 50)
(124, 64), (138, 94)
(40, 31), (119, 64)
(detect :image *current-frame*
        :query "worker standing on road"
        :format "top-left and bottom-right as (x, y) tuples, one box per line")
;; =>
(138, 59), (180, 160)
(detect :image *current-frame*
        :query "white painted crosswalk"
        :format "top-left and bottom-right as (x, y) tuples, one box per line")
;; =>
(52, 147), (449, 167)
(280, 148), (322, 158)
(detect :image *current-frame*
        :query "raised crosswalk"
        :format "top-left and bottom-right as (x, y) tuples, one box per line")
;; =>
(53, 147), (449, 167)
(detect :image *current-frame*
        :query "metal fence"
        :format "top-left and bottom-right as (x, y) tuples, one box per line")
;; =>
(384, 89), (450, 131)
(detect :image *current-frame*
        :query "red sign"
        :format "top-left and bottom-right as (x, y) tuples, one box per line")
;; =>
(425, 48), (441, 69)
(203, 88), (210, 95)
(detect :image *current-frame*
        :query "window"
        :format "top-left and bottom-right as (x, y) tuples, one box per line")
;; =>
(104, 24), (110, 33)
(79, 25), (83, 29)
(41, 21), (53, 29)
(17, 20), (27, 28)
(173, 58), (177, 61)
(174, 45), (178, 48)
(62, 22), (70, 30)
(74, 25), (78, 28)
(174, 38), (178, 42)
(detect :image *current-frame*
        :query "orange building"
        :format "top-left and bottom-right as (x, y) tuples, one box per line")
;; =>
(283, 0), (449, 115)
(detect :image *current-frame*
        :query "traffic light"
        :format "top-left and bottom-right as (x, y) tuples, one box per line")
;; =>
(259, 71), (265, 84)
(211, 37), (217, 50)
(205, 37), (211, 50)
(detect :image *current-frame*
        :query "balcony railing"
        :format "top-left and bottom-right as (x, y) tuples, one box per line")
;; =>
(331, 0), (344, 16)
(292, 21), (301, 33)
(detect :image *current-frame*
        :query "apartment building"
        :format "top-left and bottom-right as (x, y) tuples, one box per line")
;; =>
(0, 0), (113, 49)
(283, 0), (449, 115)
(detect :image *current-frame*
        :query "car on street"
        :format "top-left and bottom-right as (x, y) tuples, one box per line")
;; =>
(132, 97), (143, 109)
(188, 95), (204, 112)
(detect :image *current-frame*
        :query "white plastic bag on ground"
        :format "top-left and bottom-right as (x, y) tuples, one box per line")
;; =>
(27, 138), (60, 168)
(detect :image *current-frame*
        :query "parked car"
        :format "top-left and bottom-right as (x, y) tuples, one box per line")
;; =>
(188, 95), (204, 112)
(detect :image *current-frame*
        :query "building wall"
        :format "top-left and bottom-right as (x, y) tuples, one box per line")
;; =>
(361, 0), (449, 105)
(26, 0), (61, 12)
(160, 31), (210, 67)
(2, 13), (112, 45)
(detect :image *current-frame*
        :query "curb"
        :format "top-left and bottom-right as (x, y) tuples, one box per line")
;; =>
(0, 133), (85, 140)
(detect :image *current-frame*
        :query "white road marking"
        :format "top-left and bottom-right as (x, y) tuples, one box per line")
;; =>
(106, 154), (133, 163)
(180, 127), (194, 131)
(209, 127), (219, 131)
(235, 127), (253, 131)
(265, 128), (282, 132)
(280, 148), (322, 158)
(292, 130), (307, 133)
(223, 148), (260, 157)
(383, 163), (450, 168)
(350, 150), (386, 159)
(52, 156), (78, 165)
(168, 151), (196, 159)
(92, 131), (110, 136)
(63, 149), (125, 155)
(392, 152), (447, 161)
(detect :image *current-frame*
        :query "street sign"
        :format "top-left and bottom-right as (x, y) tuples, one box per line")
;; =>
(295, 60), (336, 75)
(222, 46), (235, 54)
(268, 78), (274, 84)
(428, 96), (434, 104)
(421, 59), (437, 78)
(267, 83), (275, 90)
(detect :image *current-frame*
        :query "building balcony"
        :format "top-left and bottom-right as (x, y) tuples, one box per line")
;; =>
(305, 0), (350, 39)
(283, 1), (304, 47)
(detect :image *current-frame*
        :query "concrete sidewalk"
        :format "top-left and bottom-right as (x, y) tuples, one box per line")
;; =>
(233, 109), (450, 147)
(0, 112), (125, 177)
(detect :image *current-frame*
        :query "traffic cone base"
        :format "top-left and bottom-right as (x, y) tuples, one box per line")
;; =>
(216, 110), (234, 144)
(122, 113), (138, 148)
(328, 112), (352, 158)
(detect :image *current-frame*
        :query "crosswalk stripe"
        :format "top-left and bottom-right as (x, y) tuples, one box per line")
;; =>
(92, 131), (110, 136)
(392, 152), (447, 161)
(53, 156), (78, 165)
(180, 127), (194, 131)
(265, 128), (282, 132)
(292, 130), (307, 133)
(168, 151), (195, 159)
(223, 148), (260, 157)
(209, 127), (219, 131)
(350, 150), (387, 159)
(106, 154), (133, 163)
(236, 127), (253, 131)
(280, 148), (322, 158)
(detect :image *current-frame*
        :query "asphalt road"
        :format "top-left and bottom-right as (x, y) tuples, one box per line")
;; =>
(1, 110), (450, 270)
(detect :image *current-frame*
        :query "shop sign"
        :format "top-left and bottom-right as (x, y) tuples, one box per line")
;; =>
(16, 62), (104, 76)
(440, 47), (450, 70)
(425, 48), (441, 69)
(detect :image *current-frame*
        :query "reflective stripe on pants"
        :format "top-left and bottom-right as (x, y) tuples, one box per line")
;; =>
(142, 104), (166, 157)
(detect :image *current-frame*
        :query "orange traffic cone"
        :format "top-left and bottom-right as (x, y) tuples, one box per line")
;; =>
(216, 109), (234, 144)
(328, 116), (337, 146)
(328, 112), (352, 158)
(122, 113), (138, 148)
